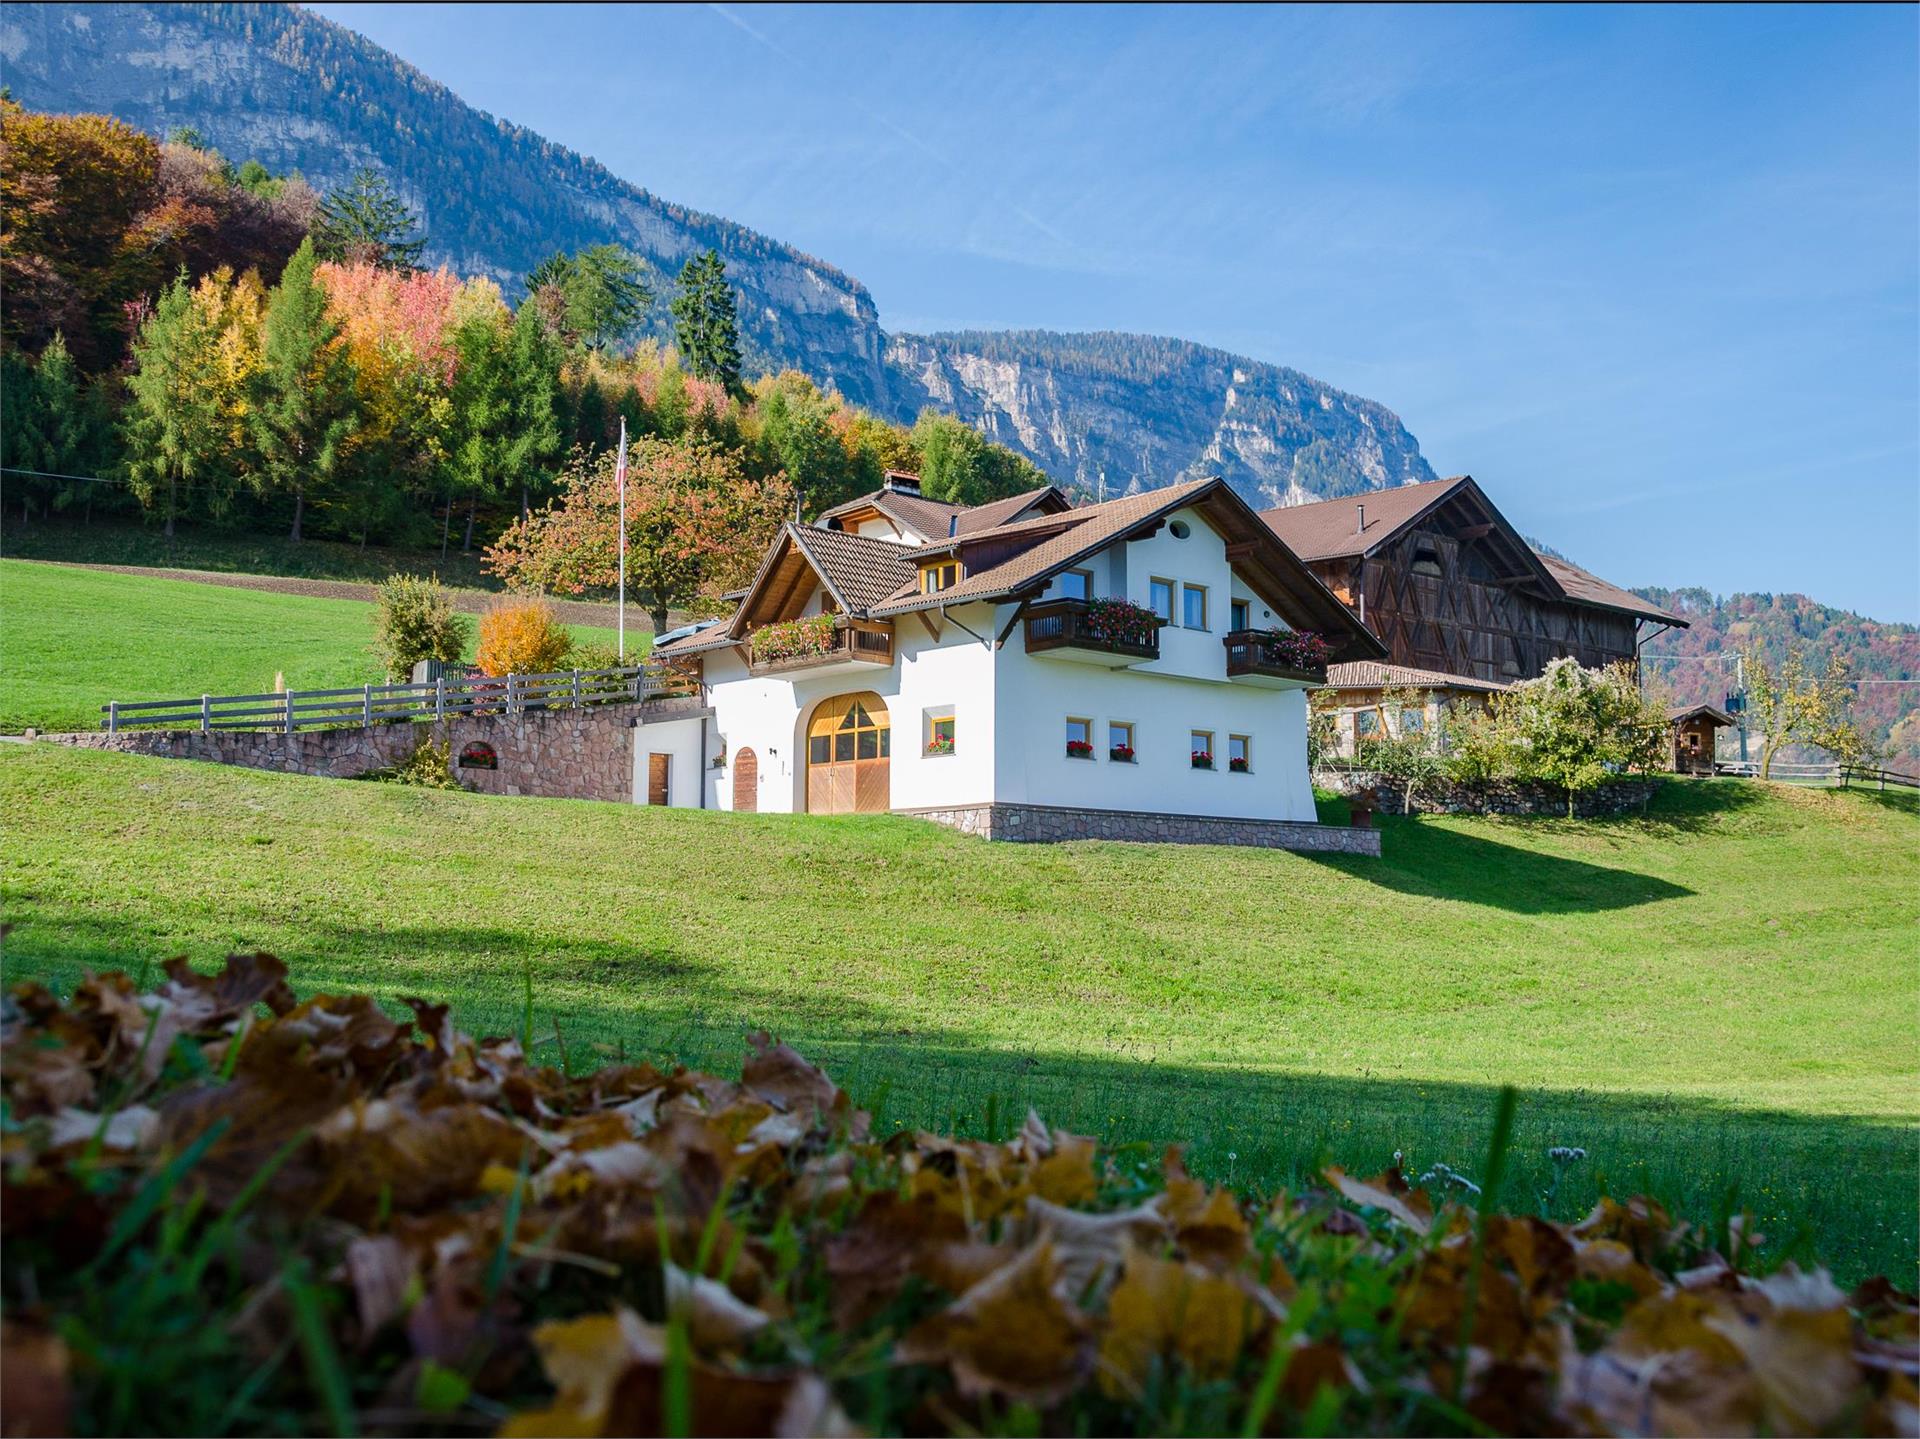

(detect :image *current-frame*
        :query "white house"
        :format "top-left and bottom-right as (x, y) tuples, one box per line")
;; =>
(631, 473), (1385, 849)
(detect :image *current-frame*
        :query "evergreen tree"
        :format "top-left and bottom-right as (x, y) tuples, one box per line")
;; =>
(313, 168), (426, 269)
(525, 244), (651, 352)
(249, 239), (359, 541)
(505, 301), (565, 518)
(670, 249), (741, 388)
(3, 333), (112, 522)
(123, 274), (226, 539)
(441, 303), (561, 548)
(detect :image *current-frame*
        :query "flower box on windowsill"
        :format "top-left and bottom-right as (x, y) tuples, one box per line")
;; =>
(1066, 740), (1095, 759)
(1191, 752), (1214, 770)
(1109, 745), (1136, 764)
(1229, 757), (1250, 774)
(925, 738), (955, 757)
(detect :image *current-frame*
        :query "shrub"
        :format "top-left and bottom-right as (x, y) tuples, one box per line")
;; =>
(748, 614), (836, 665)
(359, 736), (465, 790)
(475, 597), (573, 677)
(370, 574), (469, 681)
(567, 640), (627, 673)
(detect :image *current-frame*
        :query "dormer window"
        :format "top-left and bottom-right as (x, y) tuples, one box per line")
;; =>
(1411, 544), (1443, 578)
(920, 561), (960, 594)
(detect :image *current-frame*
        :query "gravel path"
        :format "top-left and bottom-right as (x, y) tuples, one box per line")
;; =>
(11, 559), (673, 632)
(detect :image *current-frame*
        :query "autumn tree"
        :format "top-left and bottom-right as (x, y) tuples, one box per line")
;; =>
(250, 239), (359, 541)
(525, 244), (651, 352)
(313, 168), (425, 269)
(1740, 644), (1856, 780)
(486, 437), (791, 633)
(670, 249), (741, 388)
(755, 371), (863, 514)
(1501, 658), (1665, 817)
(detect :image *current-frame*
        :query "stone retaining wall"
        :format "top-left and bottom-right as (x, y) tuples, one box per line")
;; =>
(897, 802), (1382, 856)
(1314, 768), (1661, 818)
(47, 707), (635, 803)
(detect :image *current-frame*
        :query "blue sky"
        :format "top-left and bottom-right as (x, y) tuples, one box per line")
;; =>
(310, 3), (1918, 620)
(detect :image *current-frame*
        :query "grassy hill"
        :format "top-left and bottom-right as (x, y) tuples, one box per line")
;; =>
(1, 743), (1911, 1280)
(0, 560), (633, 734)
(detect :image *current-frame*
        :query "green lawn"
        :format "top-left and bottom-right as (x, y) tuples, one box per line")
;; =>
(1, 517), (501, 589)
(2, 744), (1913, 1281)
(0, 559), (630, 733)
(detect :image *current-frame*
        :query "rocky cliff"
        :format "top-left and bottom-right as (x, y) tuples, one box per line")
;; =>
(2, 1), (1435, 506)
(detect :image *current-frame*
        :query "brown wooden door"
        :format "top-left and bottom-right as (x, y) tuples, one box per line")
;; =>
(804, 692), (890, 814)
(647, 753), (669, 806)
(732, 747), (757, 812)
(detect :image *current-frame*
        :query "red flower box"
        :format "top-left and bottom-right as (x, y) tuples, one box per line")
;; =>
(1066, 739), (1095, 759)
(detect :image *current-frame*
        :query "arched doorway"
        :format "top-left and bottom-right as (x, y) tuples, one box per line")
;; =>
(805, 692), (890, 814)
(732, 747), (758, 812)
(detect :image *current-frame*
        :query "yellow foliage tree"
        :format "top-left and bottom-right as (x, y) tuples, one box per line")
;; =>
(475, 597), (572, 677)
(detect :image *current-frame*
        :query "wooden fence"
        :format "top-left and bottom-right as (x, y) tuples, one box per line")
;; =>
(101, 663), (694, 735)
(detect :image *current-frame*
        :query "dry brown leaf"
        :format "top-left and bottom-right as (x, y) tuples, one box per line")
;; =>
(1098, 1246), (1266, 1398)
(900, 1238), (1094, 1406)
(1324, 1166), (1433, 1237)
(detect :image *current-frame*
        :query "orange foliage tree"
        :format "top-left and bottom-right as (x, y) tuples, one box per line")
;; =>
(486, 436), (792, 633)
(474, 597), (572, 677)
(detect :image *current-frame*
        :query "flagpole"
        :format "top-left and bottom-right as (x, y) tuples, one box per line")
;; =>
(616, 416), (628, 663)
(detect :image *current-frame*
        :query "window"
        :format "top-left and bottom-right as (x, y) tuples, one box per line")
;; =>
(1411, 545), (1443, 578)
(1058, 568), (1092, 602)
(1108, 720), (1135, 762)
(1149, 577), (1175, 623)
(1229, 734), (1251, 773)
(1230, 598), (1250, 631)
(1400, 707), (1425, 734)
(1191, 729), (1215, 769)
(1066, 716), (1094, 759)
(1169, 519), (1192, 540)
(920, 561), (959, 594)
(1355, 709), (1379, 737)
(1182, 583), (1208, 631)
(925, 709), (956, 756)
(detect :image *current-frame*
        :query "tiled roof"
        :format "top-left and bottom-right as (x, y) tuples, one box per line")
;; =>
(786, 525), (921, 614)
(1260, 477), (1470, 562)
(817, 484), (1064, 542)
(1324, 661), (1513, 694)
(1536, 555), (1686, 626)
(1669, 701), (1735, 725)
(869, 480), (1217, 615)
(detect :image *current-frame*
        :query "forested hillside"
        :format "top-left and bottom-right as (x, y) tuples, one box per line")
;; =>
(1639, 587), (1920, 769)
(0, 0), (1434, 505)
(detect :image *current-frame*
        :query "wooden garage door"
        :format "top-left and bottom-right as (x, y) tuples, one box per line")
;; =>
(805, 692), (890, 814)
(647, 753), (669, 806)
(732, 747), (758, 812)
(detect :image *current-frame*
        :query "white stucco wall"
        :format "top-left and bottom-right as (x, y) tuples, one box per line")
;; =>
(630, 715), (713, 809)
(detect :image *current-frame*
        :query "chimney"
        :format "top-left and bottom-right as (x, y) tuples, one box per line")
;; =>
(885, 469), (922, 496)
(1355, 502), (1366, 535)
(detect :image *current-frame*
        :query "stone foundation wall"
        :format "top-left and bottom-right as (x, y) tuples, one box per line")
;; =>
(898, 802), (1382, 856)
(1314, 768), (1661, 818)
(48, 707), (635, 803)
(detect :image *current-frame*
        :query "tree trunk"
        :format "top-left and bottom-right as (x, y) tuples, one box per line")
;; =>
(440, 490), (452, 560)
(164, 477), (176, 540)
(1567, 786), (1575, 819)
(290, 487), (305, 543)
(520, 482), (529, 523)
(650, 604), (669, 635)
(462, 497), (476, 553)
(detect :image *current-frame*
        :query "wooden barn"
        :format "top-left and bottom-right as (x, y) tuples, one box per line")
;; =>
(1262, 476), (1687, 738)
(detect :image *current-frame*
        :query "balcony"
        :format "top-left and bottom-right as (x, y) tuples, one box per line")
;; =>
(1224, 630), (1330, 688)
(1023, 599), (1161, 668)
(746, 617), (894, 676)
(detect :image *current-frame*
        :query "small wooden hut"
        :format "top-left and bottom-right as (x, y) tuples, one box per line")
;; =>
(1669, 702), (1735, 774)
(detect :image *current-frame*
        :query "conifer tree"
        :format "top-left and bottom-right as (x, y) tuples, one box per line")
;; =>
(314, 168), (426, 269)
(124, 275), (226, 539)
(525, 244), (651, 352)
(250, 238), (358, 541)
(670, 249), (741, 388)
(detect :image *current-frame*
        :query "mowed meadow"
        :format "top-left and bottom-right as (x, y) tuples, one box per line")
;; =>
(3, 734), (1914, 1282)
(0, 559), (635, 735)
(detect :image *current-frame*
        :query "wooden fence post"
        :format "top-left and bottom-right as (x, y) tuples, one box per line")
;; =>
(507, 672), (519, 716)
(363, 684), (373, 728)
(571, 668), (581, 706)
(107, 701), (119, 735)
(284, 690), (295, 734)
(435, 675), (446, 724)
(201, 695), (211, 734)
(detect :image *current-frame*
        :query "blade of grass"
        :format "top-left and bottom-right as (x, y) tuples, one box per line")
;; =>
(285, 1260), (357, 1437)
(1453, 1085), (1517, 1404)
(88, 1116), (230, 1272)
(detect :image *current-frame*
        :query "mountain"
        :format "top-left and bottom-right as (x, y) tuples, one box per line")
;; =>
(0, 1), (1432, 505)
(1637, 588), (1920, 770)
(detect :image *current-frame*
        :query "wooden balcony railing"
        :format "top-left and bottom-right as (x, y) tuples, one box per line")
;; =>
(1023, 599), (1161, 662)
(1224, 630), (1329, 684)
(747, 619), (893, 674)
